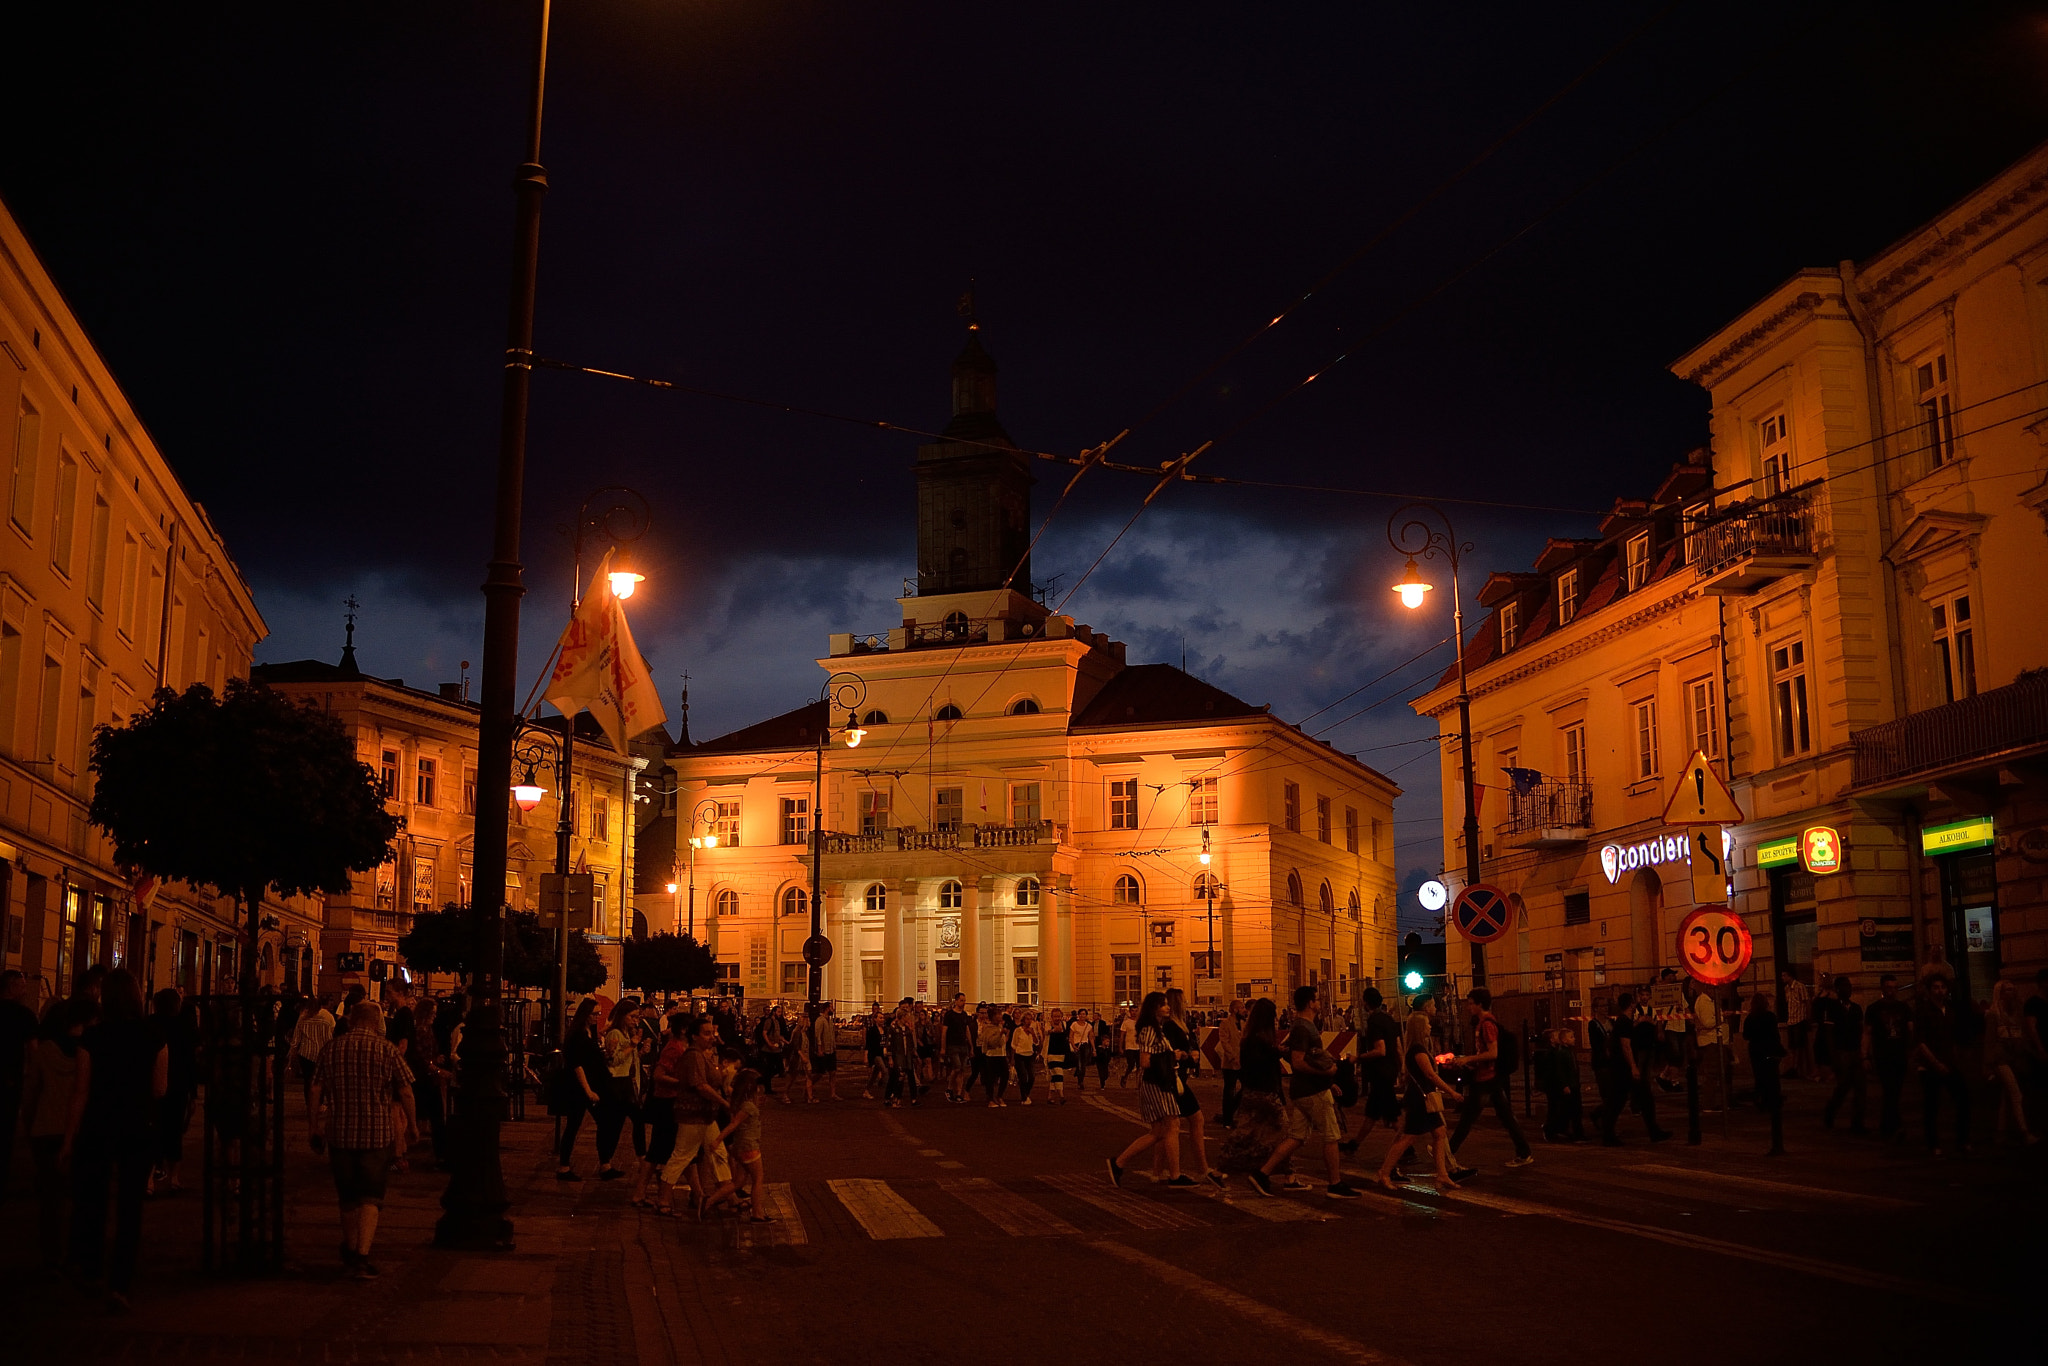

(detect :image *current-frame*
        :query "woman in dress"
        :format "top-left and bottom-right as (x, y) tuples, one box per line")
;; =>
(1161, 988), (1221, 1185)
(1215, 997), (1289, 1176)
(1986, 979), (2037, 1145)
(1376, 1013), (1462, 1190)
(554, 998), (606, 1181)
(1105, 993), (1195, 1188)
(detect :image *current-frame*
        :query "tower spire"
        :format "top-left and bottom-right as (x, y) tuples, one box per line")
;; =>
(339, 595), (361, 675)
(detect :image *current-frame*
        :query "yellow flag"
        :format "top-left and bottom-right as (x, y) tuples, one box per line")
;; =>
(545, 551), (668, 753)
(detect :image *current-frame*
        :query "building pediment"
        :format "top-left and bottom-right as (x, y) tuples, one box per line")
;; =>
(1884, 510), (1986, 568)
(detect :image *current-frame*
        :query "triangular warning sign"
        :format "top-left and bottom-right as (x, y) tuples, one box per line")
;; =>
(1663, 750), (1744, 825)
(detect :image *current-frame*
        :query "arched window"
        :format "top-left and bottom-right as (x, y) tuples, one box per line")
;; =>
(782, 886), (809, 918)
(864, 882), (889, 912)
(940, 879), (964, 910)
(1016, 877), (1041, 908)
(632, 910), (649, 939)
(1286, 871), (1304, 907)
(1193, 872), (1219, 901)
(1008, 698), (1041, 715)
(715, 889), (739, 917)
(862, 709), (889, 726)
(935, 703), (963, 721)
(1347, 889), (1361, 921)
(1114, 873), (1143, 906)
(1319, 881), (1335, 914)
(942, 609), (970, 638)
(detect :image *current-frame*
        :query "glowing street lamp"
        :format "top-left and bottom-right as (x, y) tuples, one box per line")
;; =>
(1392, 557), (1433, 610)
(512, 769), (548, 813)
(844, 709), (867, 748)
(606, 546), (645, 600)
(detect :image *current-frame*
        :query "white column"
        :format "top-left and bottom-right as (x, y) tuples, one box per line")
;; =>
(1039, 874), (1069, 1007)
(958, 878), (983, 1001)
(882, 881), (907, 1004)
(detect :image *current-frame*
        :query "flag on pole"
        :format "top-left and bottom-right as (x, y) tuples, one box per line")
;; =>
(130, 871), (160, 910)
(545, 550), (669, 754)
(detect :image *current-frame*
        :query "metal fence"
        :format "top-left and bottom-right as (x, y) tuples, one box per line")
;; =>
(196, 993), (288, 1274)
(1851, 669), (2048, 787)
(1500, 779), (1592, 835)
(1691, 490), (1814, 575)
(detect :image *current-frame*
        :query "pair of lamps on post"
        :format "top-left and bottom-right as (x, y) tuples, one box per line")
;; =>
(506, 552), (647, 815)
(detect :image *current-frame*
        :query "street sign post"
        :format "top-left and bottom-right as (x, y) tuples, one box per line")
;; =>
(1677, 905), (1752, 985)
(801, 933), (834, 968)
(1662, 749), (1744, 826)
(1450, 883), (1512, 944)
(538, 872), (595, 931)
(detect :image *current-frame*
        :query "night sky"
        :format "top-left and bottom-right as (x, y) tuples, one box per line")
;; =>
(7, 1), (2046, 928)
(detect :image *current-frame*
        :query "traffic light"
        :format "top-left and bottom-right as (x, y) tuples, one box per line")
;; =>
(1398, 932), (1446, 1001)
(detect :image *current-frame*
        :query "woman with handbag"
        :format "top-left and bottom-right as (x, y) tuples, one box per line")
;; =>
(553, 999), (605, 1181)
(1160, 989), (1221, 1185)
(1375, 1013), (1462, 1190)
(1105, 993), (1195, 1188)
(1010, 1010), (1042, 1106)
(594, 1000), (642, 1180)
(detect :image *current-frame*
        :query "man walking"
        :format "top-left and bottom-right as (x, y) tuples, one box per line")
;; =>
(310, 1000), (416, 1279)
(1247, 986), (1361, 1199)
(1819, 975), (1867, 1134)
(941, 994), (975, 1102)
(1913, 969), (1972, 1157)
(1865, 973), (1913, 1141)
(1448, 988), (1533, 1174)
(810, 1002), (839, 1101)
(290, 992), (338, 1114)
(1341, 987), (1401, 1155)
(1217, 998), (1245, 1127)
(1118, 1005), (1141, 1087)
(1594, 993), (1670, 1144)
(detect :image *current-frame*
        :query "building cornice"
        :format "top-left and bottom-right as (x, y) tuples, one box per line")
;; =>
(1677, 290), (1827, 388)
(1413, 586), (1699, 720)
(1860, 167), (2048, 309)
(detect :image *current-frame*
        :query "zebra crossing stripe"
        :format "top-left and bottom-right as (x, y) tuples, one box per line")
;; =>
(1620, 1164), (1917, 1209)
(1219, 1190), (1335, 1222)
(940, 1177), (1083, 1237)
(1083, 1093), (1146, 1126)
(738, 1183), (808, 1246)
(1038, 1173), (1209, 1231)
(827, 1178), (945, 1239)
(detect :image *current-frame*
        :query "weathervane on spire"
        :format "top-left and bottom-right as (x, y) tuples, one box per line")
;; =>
(340, 594), (361, 674)
(957, 278), (978, 328)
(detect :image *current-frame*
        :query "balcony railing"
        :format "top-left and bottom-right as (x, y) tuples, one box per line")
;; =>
(1692, 490), (1816, 591)
(1499, 780), (1593, 848)
(1851, 671), (2048, 788)
(820, 821), (1062, 855)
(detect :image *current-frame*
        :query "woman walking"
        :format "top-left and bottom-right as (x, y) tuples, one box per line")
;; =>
(1067, 1010), (1092, 1092)
(976, 1006), (1010, 1107)
(1216, 998), (1290, 1176)
(1044, 1008), (1071, 1104)
(1986, 979), (2037, 1144)
(886, 1003), (922, 1108)
(1011, 1010), (1041, 1106)
(1161, 989), (1220, 1184)
(553, 999), (605, 1181)
(595, 1001), (642, 1180)
(634, 1012), (690, 1210)
(1105, 993), (1195, 1188)
(63, 969), (165, 1310)
(1376, 1013), (1462, 1190)
(783, 1018), (814, 1105)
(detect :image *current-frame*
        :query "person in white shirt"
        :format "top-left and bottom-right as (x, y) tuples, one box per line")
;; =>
(292, 993), (338, 1110)
(1118, 1007), (1142, 1088)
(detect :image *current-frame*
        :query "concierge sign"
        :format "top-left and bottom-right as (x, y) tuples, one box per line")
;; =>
(1600, 832), (1692, 884)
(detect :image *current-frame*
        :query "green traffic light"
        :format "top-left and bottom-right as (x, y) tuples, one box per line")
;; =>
(1403, 969), (1424, 990)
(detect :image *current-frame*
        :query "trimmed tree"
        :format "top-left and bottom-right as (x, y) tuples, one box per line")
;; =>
(401, 902), (607, 996)
(622, 932), (716, 998)
(89, 680), (399, 996)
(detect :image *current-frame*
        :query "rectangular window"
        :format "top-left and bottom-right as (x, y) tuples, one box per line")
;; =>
(1286, 952), (1302, 993)
(780, 795), (810, 845)
(380, 749), (398, 799)
(1319, 957), (1333, 986)
(1108, 778), (1137, 830)
(10, 400), (39, 533)
(1771, 638), (1812, 758)
(935, 786), (964, 832)
(1633, 698), (1659, 779)
(1010, 782), (1041, 826)
(781, 961), (806, 996)
(1682, 503), (1709, 564)
(51, 453), (78, 577)
(116, 536), (139, 638)
(1315, 795), (1332, 843)
(1689, 677), (1721, 759)
(1371, 815), (1382, 861)
(412, 856), (435, 913)
(415, 756), (436, 807)
(1933, 593), (1977, 704)
(1344, 806), (1359, 854)
(1759, 412), (1791, 496)
(748, 935), (768, 987)
(1625, 533), (1650, 591)
(38, 656), (63, 763)
(1564, 891), (1590, 925)
(74, 675), (95, 793)
(1188, 775), (1218, 825)
(1283, 781), (1300, 833)
(859, 959), (882, 1001)
(1191, 950), (1221, 977)
(591, 796), (609, 842)
(1112, 953), (1141, 1004)
(375, 860), (396, 911)
(1916, 354), (1954, 467)
(0, 623), (20, 757)
(1014, 957), (1039, 1006)
(715, 800), (740, 846)
(1556, 567), (1578, 626)
(86, 497), (110, 608)
(1562, 723), (1586, 786)
(463, 766), (478, 815)
(860, 788), (891, 835)
(1499, 600), (1519, 652)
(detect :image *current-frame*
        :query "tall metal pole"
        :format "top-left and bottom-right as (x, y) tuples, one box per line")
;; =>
(552, 523), (579, 1048)
(437, 0), (550, 1253)
(809, 674), (864, 1007)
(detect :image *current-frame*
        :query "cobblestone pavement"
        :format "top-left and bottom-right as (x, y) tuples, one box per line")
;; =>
(2, 1073), (2037, 1364)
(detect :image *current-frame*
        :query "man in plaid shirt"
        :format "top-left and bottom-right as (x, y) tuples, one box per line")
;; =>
(311, 1000), (416, 1279)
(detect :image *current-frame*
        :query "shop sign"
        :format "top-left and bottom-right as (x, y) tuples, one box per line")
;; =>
(1756, 836), (1800, 868)
(1600, 832), (1692, 884)
(1857, 916), (1913, 964)
(1922, 817), (1995, 855)
(1799, 825), (1843, 875)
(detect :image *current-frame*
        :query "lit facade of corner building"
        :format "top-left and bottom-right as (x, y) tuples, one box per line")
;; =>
(1416, 139), (2048, 1010)
(0, 193), (319, 1000)
(669, 326), (1398, 1010)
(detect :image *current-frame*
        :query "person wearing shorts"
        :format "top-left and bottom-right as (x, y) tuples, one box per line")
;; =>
(658, 1017), (730, 1216)
(1246, 986), (1360, 1199)
(310, 1000), (416, 1279)
(942, 995), (975, 1102)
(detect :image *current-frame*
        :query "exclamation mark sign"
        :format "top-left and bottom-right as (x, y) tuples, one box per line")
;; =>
(1695, 767), (1706, 817)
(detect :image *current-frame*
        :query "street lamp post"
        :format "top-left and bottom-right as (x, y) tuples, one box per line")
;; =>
(1199, 827), (1220, 1002)
(686, 799), (719, 942)
(1389, 503), (1487, 988)
(437, 0), (556, 1253)
(809, 672), (867, 1007)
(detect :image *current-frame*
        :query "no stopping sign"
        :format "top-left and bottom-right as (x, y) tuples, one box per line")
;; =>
(1677, 906), (1752, 985)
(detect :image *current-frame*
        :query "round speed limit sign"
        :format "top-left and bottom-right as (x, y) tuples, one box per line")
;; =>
(1677, 906), (1753, 986)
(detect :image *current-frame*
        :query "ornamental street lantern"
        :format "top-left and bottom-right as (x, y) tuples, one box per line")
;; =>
(1393, 557), (1432, 609)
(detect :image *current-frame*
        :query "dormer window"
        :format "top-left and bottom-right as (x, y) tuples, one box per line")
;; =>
(1556, 567), (1579, 627)
(1498, 601), (1519, 652)
(1625, 533), (1650, 591)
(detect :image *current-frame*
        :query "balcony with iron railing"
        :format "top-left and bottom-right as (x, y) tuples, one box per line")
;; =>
(1498, 779), (1593, 849)
(1851, 670), (2048, 790)
(1692, 489), (1818, 595)
(820, 820), (1063, 856)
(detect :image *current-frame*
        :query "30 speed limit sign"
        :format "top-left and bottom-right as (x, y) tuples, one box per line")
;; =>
(1676, 906), (1753, 986)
